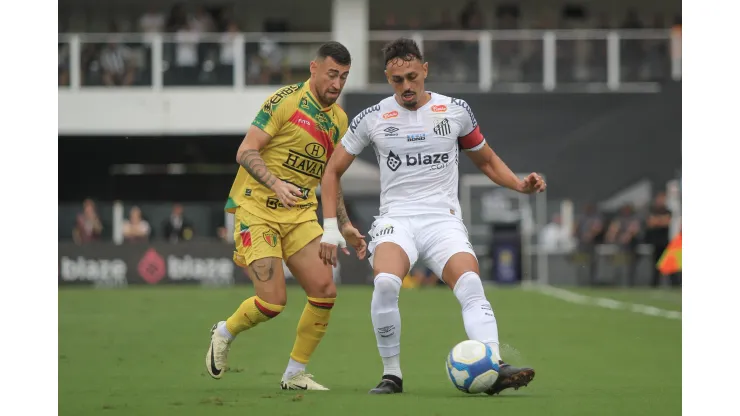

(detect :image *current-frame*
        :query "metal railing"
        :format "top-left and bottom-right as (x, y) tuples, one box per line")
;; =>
(58, 29), (681, 91)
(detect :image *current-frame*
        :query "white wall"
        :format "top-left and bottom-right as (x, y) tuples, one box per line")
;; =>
(58, 88), (277, 135)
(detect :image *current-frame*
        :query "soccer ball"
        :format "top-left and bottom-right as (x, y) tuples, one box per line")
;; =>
(445, 340), (500, 394)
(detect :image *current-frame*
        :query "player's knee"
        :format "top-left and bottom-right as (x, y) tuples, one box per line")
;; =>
(373, 273), (402, 297)
(453, 271), (487, 307)
(306, 279), (336, 299)
(256, 289), (288, 307)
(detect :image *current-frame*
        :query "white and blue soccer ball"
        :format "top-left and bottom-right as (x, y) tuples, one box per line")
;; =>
(445, 340), (500, 394)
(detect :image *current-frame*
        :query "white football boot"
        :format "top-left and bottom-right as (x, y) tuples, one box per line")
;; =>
(205, 321), (232, 379)
(280, 370), (330, 391)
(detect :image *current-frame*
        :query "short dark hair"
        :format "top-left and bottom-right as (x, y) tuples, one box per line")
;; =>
(382, 38), (423, 67)
(317, 41), (352, 66)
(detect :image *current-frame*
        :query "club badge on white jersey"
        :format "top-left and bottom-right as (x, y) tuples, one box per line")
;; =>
(341, 93), (486, 217)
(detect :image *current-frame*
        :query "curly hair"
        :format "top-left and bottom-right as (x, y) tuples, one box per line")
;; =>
(381, 38), (423, 67)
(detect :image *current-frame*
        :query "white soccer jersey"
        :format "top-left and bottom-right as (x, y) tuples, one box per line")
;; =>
(341, 93), (486, 217)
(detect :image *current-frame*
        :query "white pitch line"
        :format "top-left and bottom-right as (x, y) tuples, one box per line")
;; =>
(525, 284), (682, 320)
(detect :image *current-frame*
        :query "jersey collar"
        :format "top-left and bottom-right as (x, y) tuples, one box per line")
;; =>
(304, 79), (334, 113)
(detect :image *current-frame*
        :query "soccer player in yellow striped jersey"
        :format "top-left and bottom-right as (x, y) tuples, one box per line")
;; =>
(205, 42), (367, 390)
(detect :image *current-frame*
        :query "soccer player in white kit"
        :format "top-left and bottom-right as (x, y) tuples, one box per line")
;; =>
(319, 38), (546, 395)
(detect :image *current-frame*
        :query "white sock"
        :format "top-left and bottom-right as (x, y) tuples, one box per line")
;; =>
(371, 273), (403, 378)
(382, 355), (402, 378)
(217, 321), (234, 341)
(283, 358), (306, 380)
(453, 271), (503, 362)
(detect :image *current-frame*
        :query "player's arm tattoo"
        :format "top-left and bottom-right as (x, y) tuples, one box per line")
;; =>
(337, 186), (351, 229)
(249, 259), (274, 282)
(239, 149), (277, 189)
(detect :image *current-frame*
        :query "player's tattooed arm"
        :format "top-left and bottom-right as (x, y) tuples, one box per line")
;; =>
(336, 185), (351, 229)
(239, 149), (277, 189)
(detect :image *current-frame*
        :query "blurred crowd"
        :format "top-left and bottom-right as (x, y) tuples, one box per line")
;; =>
(538, 192), (680, 288)
(59, 1), (681, 87)
(74, 199), (203, 245)
(59, 3), (291, 87)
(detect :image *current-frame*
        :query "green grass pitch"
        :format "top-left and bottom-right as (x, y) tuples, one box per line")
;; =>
(59, 285), (681, 415)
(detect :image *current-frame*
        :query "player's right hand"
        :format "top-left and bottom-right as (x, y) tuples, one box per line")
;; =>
(319, 218), (347, 267)
(270, 179), (302, 209)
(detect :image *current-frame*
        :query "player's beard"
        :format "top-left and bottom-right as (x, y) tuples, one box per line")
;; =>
(321, 89), (340, 106)
(400, 90), (417, 108)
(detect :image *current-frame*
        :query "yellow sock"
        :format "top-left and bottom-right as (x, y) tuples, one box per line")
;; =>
(289, 297), (335, 364)
(225, 296), (284, 336)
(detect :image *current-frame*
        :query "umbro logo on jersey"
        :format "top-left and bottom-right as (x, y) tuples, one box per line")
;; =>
(384, 126), (400, 137)
(434, 118), (451, 136)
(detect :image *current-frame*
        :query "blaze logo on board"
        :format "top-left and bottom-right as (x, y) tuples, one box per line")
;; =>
(138, 248), (167, 284)
(263, 231), (279, 247)
(239, 223), (252, 247)
(431, 105), (447, 113)
(59, 256), (127, 287)
(383, 110), (399, 119)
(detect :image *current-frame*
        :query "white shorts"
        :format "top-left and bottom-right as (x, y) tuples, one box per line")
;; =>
(367, 213), (477, 281)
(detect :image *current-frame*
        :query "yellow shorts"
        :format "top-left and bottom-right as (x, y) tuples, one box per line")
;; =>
(232, 206), (323, 268)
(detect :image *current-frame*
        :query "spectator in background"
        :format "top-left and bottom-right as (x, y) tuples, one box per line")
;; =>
(175, 22), (200, 80)
(166, 3), (188, 32)
(460, 1), (482, 29)
(574, 203), (604, 285)
(539, 213), (572, 253)
(256, 37), (287, 85)
(190, 6), (215, 33)
(605, 204), (642, 286)
(74, 199), (103, 244)
(163, 203), (194, 243)
(645, 192), (673, 287)
(219, 21), (239, 68)
(122, 206), (151, 243)
(99, 42), (135, 86)
(139, 7), (165, 34)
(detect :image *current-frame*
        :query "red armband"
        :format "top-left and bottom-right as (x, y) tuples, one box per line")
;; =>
(458, 126), (485, 150)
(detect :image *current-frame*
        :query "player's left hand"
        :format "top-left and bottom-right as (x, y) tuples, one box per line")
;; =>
(341, 225), (367, 261)
(519, 172), (546, 194)
(320, 218), (347, 267)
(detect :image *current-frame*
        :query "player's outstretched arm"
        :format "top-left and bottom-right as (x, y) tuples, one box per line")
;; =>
(236, 125), (302, 207)
(465, 144), (546, 194)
